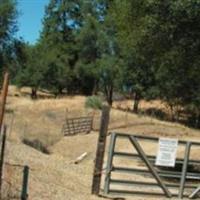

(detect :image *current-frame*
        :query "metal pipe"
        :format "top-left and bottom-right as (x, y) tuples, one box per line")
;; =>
(104, 133), (116, 194)
(129, 136), (172, 197)
(178, 142), (191, 198)
(110, 179), (196, 189)
(113, 166), (200, 180)
(189, 185), (200, 199)
(110, 132), (200, 146)
(108, 189), (188, 198)
(21, 165), (29, 200)
(113, 151), (200, 165)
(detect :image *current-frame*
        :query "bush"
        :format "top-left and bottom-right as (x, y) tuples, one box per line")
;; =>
(85, 96), (103, 110)
(22, 139), (50, 154)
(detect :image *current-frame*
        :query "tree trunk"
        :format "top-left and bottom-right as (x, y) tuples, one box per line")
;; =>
(92, 80), (98, 95)
(133, 93), (140, 113)
(105, 85), (113, 106)
(195, 111), (200, 128)
(58, 86), (63, 95)
(31, 88), (37, 99)
(108, 86), (113, 106)
(169, 103), (175, 122)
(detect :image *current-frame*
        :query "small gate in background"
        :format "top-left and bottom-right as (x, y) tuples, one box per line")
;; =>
(62, 116), (93, 136)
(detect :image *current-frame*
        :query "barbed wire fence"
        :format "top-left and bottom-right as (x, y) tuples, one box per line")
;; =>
(0, 73), (29, 200)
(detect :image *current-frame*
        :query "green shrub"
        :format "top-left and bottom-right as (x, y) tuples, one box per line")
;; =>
(85, 96), (103, 110)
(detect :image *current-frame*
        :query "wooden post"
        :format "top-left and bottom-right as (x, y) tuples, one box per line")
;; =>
(0, 126), (7, 195)
(0, 72), (9, 131)
(91, 105), (110, 195)
(21, 165), (29, 200)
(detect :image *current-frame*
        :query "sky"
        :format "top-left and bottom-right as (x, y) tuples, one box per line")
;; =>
(16, 0), (50, 44)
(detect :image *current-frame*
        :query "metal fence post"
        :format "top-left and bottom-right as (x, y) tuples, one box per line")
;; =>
(21, 165), (29, 200)
(0, 126), (7, 195)
(179, 142), (191, 199)
(91, 105), (110, 195)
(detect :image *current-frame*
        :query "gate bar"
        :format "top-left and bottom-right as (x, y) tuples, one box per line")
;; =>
(110, 179), (196, 189)
(104, 133), (116, 194)
(178, 142), (191, 198)
(108, 189), (188, 198)
(114, 151), (200, 165)
(113, 166), (200, 180)
(129, 136), (172, 198)
(189, 185), (200, 199)
(114, 132), (200, 146)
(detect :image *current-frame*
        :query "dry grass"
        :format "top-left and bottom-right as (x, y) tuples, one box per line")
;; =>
(113, 99), (168, 113)
(3, 86), (200, 200)
(5, 92), (89, 145)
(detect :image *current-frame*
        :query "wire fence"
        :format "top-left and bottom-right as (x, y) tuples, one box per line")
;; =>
(0, 124), (29, 200)
(1, 163), (29, 200)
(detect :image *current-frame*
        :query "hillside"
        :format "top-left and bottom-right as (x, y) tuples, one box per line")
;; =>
(3, 86), (200, 200)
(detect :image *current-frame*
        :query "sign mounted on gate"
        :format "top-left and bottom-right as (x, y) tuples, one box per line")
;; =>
(156, 138), (178, 167)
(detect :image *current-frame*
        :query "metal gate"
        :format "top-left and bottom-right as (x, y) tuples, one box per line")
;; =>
(104, 132), (200, 199)
(62, 116), (93, 136)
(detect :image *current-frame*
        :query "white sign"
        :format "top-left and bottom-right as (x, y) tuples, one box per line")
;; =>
(155, 138), (178, 167)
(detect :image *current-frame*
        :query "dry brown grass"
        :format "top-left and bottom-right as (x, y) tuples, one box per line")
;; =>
(113, 99), (167, 112)
(5, 91), (89, 145)
(3, 86), (200, 200)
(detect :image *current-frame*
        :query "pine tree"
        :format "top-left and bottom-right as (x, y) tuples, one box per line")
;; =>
(39, 0), (81, 95)
(76, 0), (121, 104)
(0, 0), (17, 75)
(111, 0), (156, 112)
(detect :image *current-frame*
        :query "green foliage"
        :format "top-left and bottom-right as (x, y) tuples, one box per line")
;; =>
(2, 0), (200, 127)
(145, 0), (200, 121)
(111, 0), (200, 117)
(38, 0), (81, 94)
(85, 95), (103, 110)
(0, 0), (17, 75)
(110, 0), (157, 111)
(0, 0), (17, 45)
(75, 13), (100, 95)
